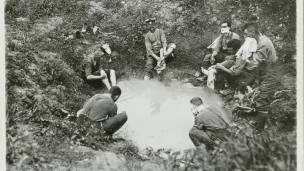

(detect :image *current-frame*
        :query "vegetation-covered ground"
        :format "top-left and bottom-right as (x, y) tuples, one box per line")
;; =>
(5, 0), (297, 170)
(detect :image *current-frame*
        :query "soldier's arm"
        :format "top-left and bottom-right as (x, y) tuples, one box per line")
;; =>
(108, 104), (118, 118)
(145, 35), (160, 60)
(160, 29), (167, 51)
(85, 63), (104, 80)
(212, 35), (222, 57)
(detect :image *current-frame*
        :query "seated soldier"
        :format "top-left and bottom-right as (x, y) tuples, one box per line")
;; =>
(143, 17), (177, 80)
(189, 97), (230, 151)
(198, 39), (241, 91)
(215, 37), (259, 94)
(81, 47), (116, 90)
(202, 21), (240, 71)
(205, 39), (242, 91)
(77, 86), (127, 140)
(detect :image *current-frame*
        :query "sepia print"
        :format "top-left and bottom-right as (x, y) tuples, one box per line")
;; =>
(4, 0), (299, 170)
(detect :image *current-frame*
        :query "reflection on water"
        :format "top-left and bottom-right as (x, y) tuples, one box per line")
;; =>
(116, 79), (230, 151)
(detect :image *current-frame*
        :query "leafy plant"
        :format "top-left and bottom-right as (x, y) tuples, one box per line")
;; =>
(5, 0), (297, 170)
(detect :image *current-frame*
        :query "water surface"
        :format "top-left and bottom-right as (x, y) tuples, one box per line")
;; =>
(116, 79), (230, 150)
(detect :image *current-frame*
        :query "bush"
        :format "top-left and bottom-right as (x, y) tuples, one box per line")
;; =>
(5, 0), (297, 169)
(103, 0), (124, 9)
(269, 90), (297, 131)
(5, 0), (90, 21)
(174, 131), (297, 171)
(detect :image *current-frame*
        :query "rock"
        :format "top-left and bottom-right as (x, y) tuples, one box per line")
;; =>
(159, 152), (169, 160)
(141, 162), (163, 171)
(138, 153), (150, 161)
(73, 147), (128, 171)
(182, 83), (194, 88)
(16, 17), (30, 23)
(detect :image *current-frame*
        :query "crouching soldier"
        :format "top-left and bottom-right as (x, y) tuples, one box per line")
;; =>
(77, 86), (128, 140)
(189, 97), (230, 151)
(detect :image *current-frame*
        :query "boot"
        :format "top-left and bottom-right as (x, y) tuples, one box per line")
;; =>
(103, 134), (114, 143)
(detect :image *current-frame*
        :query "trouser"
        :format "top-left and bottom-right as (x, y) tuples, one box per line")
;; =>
(213, 59), (236, 90)
(230, 68), (257, 93)
(81, 69), (112, 88)
(78, 112), (128, 136)
(145, 43), (176, 78)
(202, 51), (229, 69)
(215, 67), (257, 93)
(102, 112), (128, 135)
(254, 64), (279, 129)
(189, 126), (230, 151)
(255, 66), (279, 113)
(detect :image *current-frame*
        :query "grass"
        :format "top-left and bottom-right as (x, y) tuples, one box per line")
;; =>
(5, 0), (297, 170)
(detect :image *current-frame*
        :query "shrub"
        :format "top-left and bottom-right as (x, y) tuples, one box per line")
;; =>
(103, 0), (124, 9)
(5, 0), (90, 21)
(190, 131), (296, 171)
(5, 0), (297, 169)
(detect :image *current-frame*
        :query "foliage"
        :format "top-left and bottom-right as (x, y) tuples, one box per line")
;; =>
(5, 0), (297, 170)
(269, 90), (297, 131)
(5, 0), (90, 21)
(103, 0), (124, 9)
(163, 131), (296, 171)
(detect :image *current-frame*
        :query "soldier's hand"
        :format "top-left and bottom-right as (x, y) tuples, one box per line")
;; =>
(209, 65), (216, 70)
(100, 70), (107, 78)
(160, 55), (165, 61)
(157, 56), (162, 61)
(163, 48), (167, 55)
(201, 125), (207, 131)
(216, 63), (224, 69)
(210, 56), (215, 64)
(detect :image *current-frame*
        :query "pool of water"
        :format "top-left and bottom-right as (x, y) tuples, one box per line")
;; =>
(116, 79), (231, 151)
